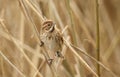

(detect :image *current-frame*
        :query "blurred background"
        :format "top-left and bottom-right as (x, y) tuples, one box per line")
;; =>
(0, 0), (120, 77)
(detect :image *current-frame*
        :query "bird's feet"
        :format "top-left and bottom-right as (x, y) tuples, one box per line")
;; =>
(55, 51), (64, 59)
(40, 41), (44, 47)
(47, 59), (54, 65)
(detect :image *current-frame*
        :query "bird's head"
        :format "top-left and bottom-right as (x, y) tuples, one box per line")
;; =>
(42, 20), (55, 33)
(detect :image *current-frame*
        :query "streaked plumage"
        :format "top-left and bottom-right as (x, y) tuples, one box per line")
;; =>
(40, 20), (64, 61)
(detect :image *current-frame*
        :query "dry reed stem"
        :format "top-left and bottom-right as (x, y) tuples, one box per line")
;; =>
(0, 51), (26, 77)
(18, 0), (60, 77)
(71, 43), (117, 77)
(49, 0), (66, 30)
(63, 38), (99, 77)
(0, 22), (43, 59)
(66, 0), (77, 44)
(18, 0), (41, 43)
(0, 21), (43, 77)
(99, 0), (117, 61)
(55, 36), (69, 69)
(19, 10), (25, 76)
(95, 0), (100, 76)
(0, 0), (119, 77)
(33, 60), (45, 77)
(0, 54), (4, 77)
(70, 1), (96, 48)
(18, 0), (117, 77)
(23, 0), (44, 22)
(103, 30), (120, 61)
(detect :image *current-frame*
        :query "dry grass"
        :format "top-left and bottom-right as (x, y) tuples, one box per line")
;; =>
(0, 0), (120, 77)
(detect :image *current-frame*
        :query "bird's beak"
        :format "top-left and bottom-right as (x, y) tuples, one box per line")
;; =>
(49, 23), (55, 32)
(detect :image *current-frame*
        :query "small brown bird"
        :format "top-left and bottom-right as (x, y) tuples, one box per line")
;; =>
(40, 20), (64, 64)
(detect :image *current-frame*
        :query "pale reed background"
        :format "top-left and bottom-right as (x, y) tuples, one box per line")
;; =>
(0, 0), (120, 77)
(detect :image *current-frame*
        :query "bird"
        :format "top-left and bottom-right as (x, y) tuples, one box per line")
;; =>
(40, 20), (64, 64)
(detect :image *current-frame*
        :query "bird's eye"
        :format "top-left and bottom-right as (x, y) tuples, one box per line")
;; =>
(48, 24), (51, 26)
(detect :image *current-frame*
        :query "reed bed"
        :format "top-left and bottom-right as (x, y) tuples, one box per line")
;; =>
(0, 0), (120, 77)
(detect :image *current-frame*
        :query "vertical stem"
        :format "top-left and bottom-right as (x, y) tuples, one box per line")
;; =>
(66, 0), (77, 45)
(96, 0), (100, 77)
(0, 55), (4, 77)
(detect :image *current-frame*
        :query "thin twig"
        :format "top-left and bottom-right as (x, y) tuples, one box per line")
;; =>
(95, 0), (100, 76)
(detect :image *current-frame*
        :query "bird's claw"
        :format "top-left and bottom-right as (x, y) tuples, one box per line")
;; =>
(55, 51), (64, 59)
(47, 59), (53, 65)
(40, 41), (44, 47)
